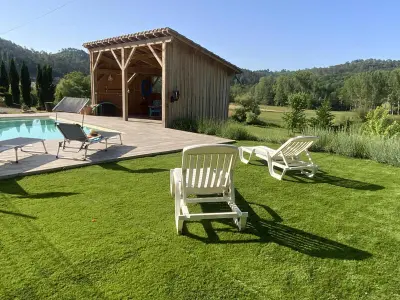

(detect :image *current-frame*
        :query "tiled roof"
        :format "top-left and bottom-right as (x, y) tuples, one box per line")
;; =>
(83, 27), (241, 73)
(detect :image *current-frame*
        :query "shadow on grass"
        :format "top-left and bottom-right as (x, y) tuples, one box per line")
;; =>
(284, 169), (384, 191)
(0, 205), (107, 299)
(0, 178), (79, 198)
(0, 209), (37, 219)
(252, 121), (282, 129)
(185, 191), (372, 260)
(100, 163), (168, 174)
(251, 160), (383, 191)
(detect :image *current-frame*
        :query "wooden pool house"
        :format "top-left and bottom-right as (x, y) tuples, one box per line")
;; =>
(83, 27), (241, 127)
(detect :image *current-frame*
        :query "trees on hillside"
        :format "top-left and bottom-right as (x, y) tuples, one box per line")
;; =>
(55, 71), (90, 101)
(9, 58), (20, 104)
(231, 67), (400, 114)
(20, 61), (31, 107)
(254, 76), (275, 105)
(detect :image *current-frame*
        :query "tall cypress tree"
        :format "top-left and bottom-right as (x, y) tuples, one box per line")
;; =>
(36, 64), (43, 107)
(0, 60), (9, 93)
(9, 58), (20, 104)
(20, 61), (32, 107)
(40, 65), (55, 106)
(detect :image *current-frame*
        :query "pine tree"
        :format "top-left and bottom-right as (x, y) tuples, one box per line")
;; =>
(0, 60), (9, 93)
(20, 61), (32, 107)
(315, 99), (334, 129)
(9, 58), (20, 105)
(36, 64), (43, 107)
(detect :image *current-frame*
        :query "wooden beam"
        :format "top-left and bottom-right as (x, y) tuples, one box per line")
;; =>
(121, 48), (128, 121)
(98, 66), (161, 75)
(148, 44), (162, 67)
(90, 51), (95, 105)
(124, 47), (137, 69)
(152, 76), (160, 87)
(162, 42), (170, 127)
(92, 37), (173, 53)
(127, 73), (137, 84)
(93, 50), (103, 71)
(111, 48), (123, 70)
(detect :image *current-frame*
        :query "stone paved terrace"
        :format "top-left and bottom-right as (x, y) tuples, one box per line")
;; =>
(0, 113), (232, 179)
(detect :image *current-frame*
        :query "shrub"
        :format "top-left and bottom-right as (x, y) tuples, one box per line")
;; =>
(171, 118), (256, 141)
(283, 92), (308, 132)
(197, 119), (221, 135)
(304, 126), (400, 166)
(171, 118), (198, 132)
(219, 122), (255, 140)
(355, 106), (369, 122)
(245, 112), (258, 124)
(361, 106), (400, 138)
(231, 106), (246, 122)
(233, 93), (261, 124)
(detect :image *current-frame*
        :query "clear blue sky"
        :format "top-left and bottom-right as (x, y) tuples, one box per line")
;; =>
(1, 0), (400, 71)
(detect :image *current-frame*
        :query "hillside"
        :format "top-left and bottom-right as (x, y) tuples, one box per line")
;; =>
(236, 59), (400, 85)
(0, 38), (89, 79)
(1, 36), (400, 87)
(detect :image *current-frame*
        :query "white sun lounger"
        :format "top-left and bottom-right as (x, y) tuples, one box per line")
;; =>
(239, 136), (319, 180)
(170, 144), (248, 235)
(0, 137), (48, 163)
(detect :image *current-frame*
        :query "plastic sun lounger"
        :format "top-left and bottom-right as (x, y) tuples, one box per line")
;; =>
(239, 136), (319, 180)
(0, 137), (48, 163)
(170, 144), (248, 235)
(55, 123), (122, 160)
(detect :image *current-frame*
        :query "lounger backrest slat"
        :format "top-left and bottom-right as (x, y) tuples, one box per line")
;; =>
(56, 123), (88, 142)
(273, 136), (317, 158)
(182, 144), (238, 192)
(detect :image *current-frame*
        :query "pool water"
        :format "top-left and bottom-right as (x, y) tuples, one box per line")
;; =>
(0, 118), (92, 141)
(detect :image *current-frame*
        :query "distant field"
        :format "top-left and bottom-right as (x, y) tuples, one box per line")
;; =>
(229, 104), (400, 128)
(229, 104), (358, 127)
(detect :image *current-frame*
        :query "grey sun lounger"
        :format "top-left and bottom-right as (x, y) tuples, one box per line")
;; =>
(55, 123), (122, 160)
(0, 137), (48, 163)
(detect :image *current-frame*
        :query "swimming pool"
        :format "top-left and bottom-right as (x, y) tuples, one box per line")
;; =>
(0, 117), (92, 141)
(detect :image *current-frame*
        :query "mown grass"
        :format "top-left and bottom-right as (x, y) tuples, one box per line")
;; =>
(1, 142), (399, 299)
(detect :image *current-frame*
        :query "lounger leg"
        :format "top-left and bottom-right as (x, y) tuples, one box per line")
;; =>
(14, 148), (18, 163)
(239, 148), (254, 164)
(119, 134), (123, 145)
(56, 142), (62, 158)
(170, 170), (175, 197)
(267, 156), (285, 180)
(83, 145), (88, 160)
(175, 185), (184, 235)
(301, 166), (317, 178)
(42, 141), (48, 154)
(239, 212), (248, 231)
(105, 139), (108, 151)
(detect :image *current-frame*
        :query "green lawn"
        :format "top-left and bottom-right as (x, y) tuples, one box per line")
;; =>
(1, 142), (399, 299)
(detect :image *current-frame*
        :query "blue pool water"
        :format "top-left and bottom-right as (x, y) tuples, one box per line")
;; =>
(0, 118), (92, 141)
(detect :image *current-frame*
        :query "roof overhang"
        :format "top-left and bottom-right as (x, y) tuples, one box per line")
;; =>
(83, 27), (241, 74)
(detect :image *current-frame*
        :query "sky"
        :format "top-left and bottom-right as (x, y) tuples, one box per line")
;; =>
(1, 0), (400, 71)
